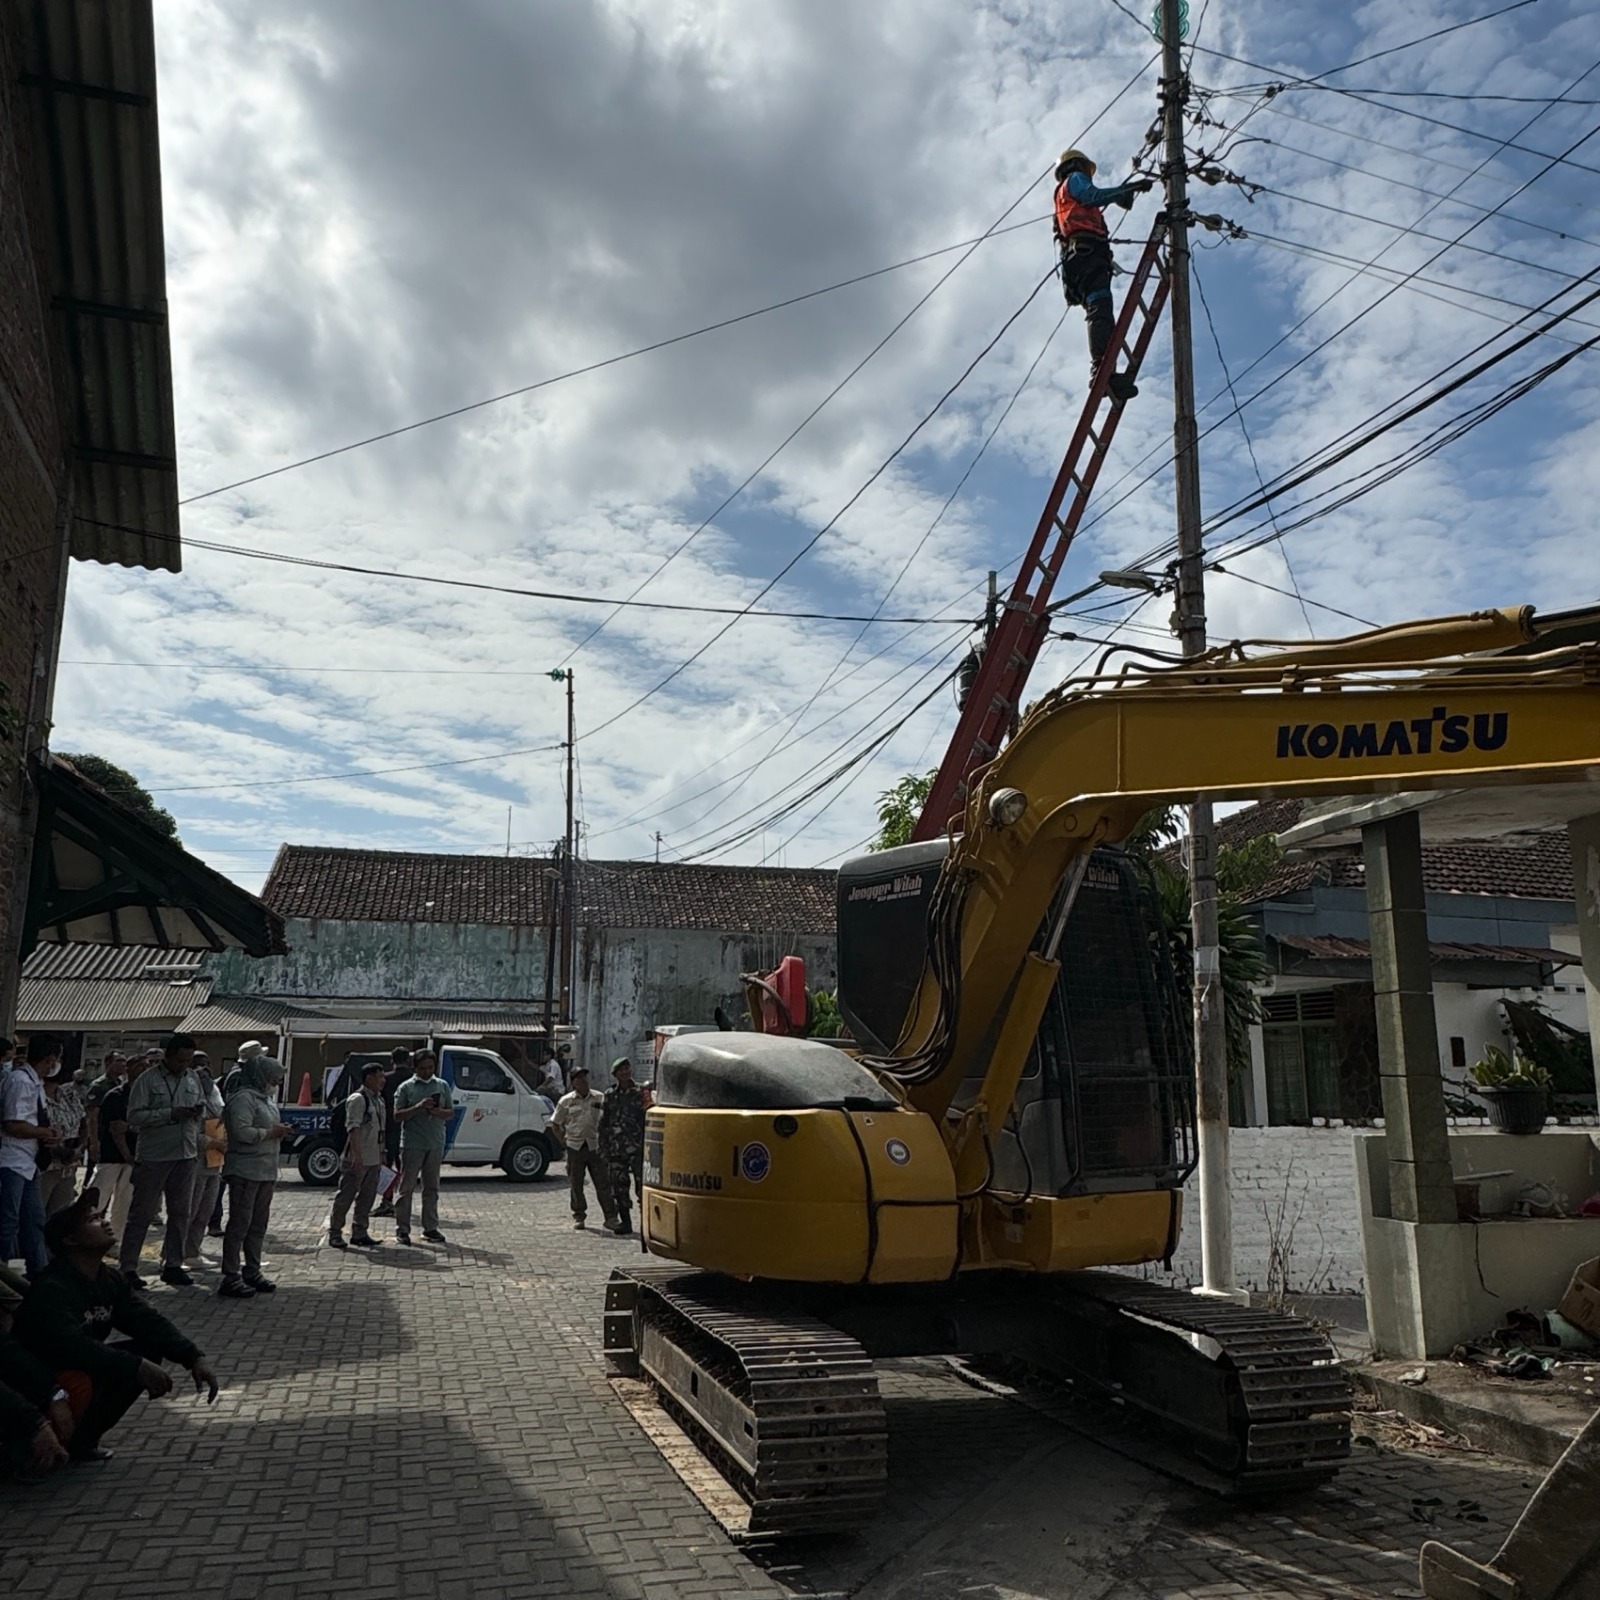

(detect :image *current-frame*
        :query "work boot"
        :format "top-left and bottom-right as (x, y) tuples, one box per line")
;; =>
(243, 1274), (276, 1294)
(159, 1265), (195, 1288)
(1108, 370), (1139, 402)
(218, 1277), (256, 1299)
(350, 1234), (378, 1249)
(327, 1231), (348, 1249)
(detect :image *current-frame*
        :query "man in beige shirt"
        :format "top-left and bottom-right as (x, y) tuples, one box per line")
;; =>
(549, 1068), (622, 1233)
(328, 1062), (388, 1249)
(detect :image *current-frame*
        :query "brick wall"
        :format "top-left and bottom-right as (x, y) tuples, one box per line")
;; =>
(1153, 1126), (1368, 1294)
(0, 12), (72, 1030)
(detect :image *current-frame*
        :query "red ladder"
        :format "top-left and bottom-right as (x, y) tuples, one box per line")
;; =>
(911, 222), (1173, 842)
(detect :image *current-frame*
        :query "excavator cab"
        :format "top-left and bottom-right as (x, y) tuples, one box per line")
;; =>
(836, 840), (1195, 1204)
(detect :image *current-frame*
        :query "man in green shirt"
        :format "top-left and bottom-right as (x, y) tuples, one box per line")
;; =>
(392, 1051), (454, 1247)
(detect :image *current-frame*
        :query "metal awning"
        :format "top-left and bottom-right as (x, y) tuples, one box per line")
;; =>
(24, 757), (284, 956)
(178, 997), (549, 1039)
(19, 977), (209, 1031)
(17, 0), (180, 572)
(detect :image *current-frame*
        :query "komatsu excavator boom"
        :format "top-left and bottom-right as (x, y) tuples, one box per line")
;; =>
(607, 606), (1600, 1536)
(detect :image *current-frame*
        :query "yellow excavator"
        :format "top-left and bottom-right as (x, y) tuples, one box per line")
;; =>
(605, 604), (1600, 1536)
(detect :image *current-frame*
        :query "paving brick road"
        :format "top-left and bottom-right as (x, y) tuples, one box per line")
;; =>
(0, 1176), (1547, 1599)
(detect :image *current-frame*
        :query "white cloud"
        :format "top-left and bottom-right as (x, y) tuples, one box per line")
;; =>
(52, 0), (1600, 889)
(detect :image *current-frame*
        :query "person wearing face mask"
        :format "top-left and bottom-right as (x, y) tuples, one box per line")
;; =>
(219, 1053), (293, 1299)
(0, 1036), (66, 1276)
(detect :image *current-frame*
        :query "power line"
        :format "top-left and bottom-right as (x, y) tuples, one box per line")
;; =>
(555, 53), (1161, 669)
(686, 309), (1068, 842)
(576, 269), (1061, 747)
(174, 216), (1060, 510)
(1183, 44), (1600, 184)
(1209, 564), (1374, 627)
(71, 519), (973, 626)
(145, 741), (566, 795)
(1191, 261), (1314, 635)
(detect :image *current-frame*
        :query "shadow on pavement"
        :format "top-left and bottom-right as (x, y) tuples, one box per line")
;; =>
(1, 1407), (668, 1600)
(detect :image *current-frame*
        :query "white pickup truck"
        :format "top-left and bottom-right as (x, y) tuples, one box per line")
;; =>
(284, 1044), (559, 1186)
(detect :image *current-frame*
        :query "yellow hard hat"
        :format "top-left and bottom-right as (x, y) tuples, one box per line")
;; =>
(1056, 148), (1096, 177)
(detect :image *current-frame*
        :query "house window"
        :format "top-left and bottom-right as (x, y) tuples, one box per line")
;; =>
(1449, 1036), (1467, 1069)
(1261, 990), (1340, 1125)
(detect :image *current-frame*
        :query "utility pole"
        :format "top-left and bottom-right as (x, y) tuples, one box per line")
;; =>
(1159, 0), (1235, 1299)
(548, 668), (577, 1028)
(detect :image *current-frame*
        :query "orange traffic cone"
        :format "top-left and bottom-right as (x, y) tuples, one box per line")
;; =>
(296, 1072), (313, 1106)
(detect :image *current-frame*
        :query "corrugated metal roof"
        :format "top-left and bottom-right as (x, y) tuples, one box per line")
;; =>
(177, 994), (306, 1034)
(1273, 933), (1575, 967)
(177, 995), (548, 1038)
(16, 1), (180, 573)
(21, 943), (203, 981)
(261, 846), (837, 934)
(19, 975), (210, 1028)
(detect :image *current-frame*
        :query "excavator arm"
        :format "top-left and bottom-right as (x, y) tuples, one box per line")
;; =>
(887, 608), (1600, 1174)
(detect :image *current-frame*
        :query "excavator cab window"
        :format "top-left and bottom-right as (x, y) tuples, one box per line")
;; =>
(984, 850), (1196, 1198)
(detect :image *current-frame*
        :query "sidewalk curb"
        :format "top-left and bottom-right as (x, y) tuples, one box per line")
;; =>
(1351, 1366), (1578, 1468)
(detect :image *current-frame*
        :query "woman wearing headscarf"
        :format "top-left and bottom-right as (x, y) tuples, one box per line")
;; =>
(219, 1055), (292, 1300)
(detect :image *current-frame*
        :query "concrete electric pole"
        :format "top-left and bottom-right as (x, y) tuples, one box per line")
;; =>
(547, 667), (578, 1028)
(1159, 0), (1235, 1298)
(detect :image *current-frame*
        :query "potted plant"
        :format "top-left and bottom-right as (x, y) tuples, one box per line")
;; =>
(1468, 1045), (1552, 1135)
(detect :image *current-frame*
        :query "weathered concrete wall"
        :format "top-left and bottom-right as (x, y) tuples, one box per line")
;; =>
(207, 917), (552, 1002)
(576, 926), (838, 1072)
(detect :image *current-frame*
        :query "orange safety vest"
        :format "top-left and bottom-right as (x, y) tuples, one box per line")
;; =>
(1053, 178), (1108, 242)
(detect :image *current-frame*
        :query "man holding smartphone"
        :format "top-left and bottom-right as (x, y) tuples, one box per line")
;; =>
(391, 1050), (453, 1247)
(117, 1034), (204, 1289)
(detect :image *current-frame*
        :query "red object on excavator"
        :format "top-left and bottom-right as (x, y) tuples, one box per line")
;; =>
(744, 955), (810, 1035)
(768, 955), (808, 1034)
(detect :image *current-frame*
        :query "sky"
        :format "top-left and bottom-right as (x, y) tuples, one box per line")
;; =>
(51, 0), (1600, 890)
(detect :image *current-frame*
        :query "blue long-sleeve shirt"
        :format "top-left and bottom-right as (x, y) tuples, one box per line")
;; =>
(1066, 170), (1141, 208)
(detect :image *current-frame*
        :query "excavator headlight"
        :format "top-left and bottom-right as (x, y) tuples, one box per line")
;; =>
(988, 787), (1028, 828)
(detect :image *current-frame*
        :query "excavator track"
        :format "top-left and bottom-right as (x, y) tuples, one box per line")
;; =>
(1030, 1272), (1353, 1492)
(605, 1266), (888, 1536)
(605, 1266), (1348, 1537)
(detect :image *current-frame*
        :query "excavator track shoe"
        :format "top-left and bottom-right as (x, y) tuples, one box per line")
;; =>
(607, 1266), (887, 1536)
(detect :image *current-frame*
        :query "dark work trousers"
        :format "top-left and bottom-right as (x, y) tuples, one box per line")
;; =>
(57, 1337), (163, 1457)
(329, 1162), (380, 1237)
(222, 1176), (276, 1280)
(118, 1159), (196, 1274)
(566, 1144), (617, 1225)
(1059, 235), (1116, 377)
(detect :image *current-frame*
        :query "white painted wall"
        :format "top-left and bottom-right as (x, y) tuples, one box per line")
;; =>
(1152, 1127), (1367, 1294)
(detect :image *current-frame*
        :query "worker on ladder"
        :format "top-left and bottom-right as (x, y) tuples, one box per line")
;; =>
(1053, 149), (1153, 402)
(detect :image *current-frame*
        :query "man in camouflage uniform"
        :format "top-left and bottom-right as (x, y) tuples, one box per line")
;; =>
(598, 1058), (649, 1237)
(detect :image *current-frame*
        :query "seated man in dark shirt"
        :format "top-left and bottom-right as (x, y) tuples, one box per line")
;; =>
(0, 1265), (70, 1478)
(13, 1188), (220, 1461)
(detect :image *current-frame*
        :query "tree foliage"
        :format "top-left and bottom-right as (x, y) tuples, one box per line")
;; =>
(61, 753), (180, 844)
(870, 770), (936, 851)
(1124, 806), (1277, 1079)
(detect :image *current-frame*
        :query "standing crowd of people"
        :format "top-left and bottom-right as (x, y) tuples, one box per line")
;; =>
(1, 1030), (655, 1479)
(2, 1033), (294, 1299)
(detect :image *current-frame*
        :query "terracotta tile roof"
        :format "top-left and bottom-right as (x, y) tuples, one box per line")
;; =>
(575, 860), (837, 934)
(1205, 801), (1575, 904)
(260, 847), (838, 934)
(1273, 933), (1576, 967)
(262, 847), (554, 926)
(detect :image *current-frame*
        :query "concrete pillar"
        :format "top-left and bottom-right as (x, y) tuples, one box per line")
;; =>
(1570, 813), (1600, 1103)
(1363, 812), (1455, 1225)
